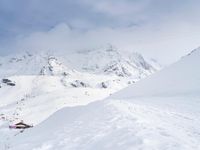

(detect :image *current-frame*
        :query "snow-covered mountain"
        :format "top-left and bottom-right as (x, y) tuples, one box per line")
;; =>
(5, 48), (200, 150)
(0, 46), (160, 149)
(0, 45), (158, 79)
(0, 52), (75, 77)
(0, 46), (159, 115)
(66, 45), (157, 78)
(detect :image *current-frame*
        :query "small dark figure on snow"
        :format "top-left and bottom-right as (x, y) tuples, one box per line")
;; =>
(9, 121), (33, 129)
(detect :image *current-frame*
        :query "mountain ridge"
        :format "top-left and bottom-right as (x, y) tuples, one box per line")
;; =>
(0, 46), (159, 80)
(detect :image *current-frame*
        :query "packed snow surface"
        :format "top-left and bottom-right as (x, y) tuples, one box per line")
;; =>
(9, 97), (200, 150)
(2, 48), (200, 150)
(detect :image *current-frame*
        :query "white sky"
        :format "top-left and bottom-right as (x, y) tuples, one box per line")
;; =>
(0, 0), (200, 64)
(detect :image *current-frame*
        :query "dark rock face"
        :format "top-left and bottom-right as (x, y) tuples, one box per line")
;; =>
(2, 78), (16, 86)
(2, 78), (12, 83)
(63, 72), (69, 76)
(70, 80), (89, 88)
(7, 82), (16, 86)
(104, 62), (132, 77)
(101, 82), (108, 88)
(127, 81), (135, 85)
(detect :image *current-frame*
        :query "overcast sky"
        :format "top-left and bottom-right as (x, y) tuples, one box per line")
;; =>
(0, 0), (200, 64)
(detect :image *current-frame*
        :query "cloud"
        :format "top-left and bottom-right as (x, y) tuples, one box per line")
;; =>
(82, 0), (150, 16)
(1, 0), (200, 65)
(1, 0), (200, 36)
(7, 21), (200, 65)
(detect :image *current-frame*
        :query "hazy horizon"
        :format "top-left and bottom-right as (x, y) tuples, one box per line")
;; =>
(0, 0), (200, 64)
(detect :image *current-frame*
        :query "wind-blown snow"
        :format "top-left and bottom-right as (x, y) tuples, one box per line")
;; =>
(4, 48), (200, 150)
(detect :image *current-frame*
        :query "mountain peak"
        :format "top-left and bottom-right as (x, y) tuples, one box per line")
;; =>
(0, 46), (159, 80)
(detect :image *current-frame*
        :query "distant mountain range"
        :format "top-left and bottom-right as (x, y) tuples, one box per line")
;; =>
(0, 45), (160, 79)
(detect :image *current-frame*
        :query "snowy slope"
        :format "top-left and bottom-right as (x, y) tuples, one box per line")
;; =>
(0, 52), (75, 77)
(0, 74), (129, 124)
(8, 97), (200, 150)
(66, 45), (157, 78)
(111, 47), (200, 98)
(0, 46), (158, 124)
(5, 48), (200, 150)
(0, 46), (158, 122)
(0, 46), (161, 149)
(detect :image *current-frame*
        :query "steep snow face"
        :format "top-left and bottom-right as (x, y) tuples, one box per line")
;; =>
(6, 48), (200, 150)
(111, 48), (200, 98)
(65, 45), (157, 78)
(0, 46), (158, 79)
(0, 52), (75, 77)
(39, 56), (75, 76)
